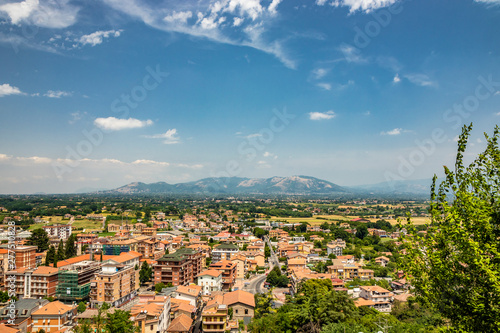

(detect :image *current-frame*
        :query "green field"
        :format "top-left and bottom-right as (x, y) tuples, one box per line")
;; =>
(29, 216), (103, 232)
(269, 215), (430, 226)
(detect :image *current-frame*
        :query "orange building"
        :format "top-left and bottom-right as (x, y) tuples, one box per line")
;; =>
(31, 301), (76, 333)
(154, 248), (203, 287)
(8, 266), (58, 299)
(90, 262), (139, 308)
(13, 246), (37, 270)
(209, 260), (237, 291)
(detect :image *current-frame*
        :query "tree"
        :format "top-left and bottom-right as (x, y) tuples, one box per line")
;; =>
(53, 256), (58, 268)
(139, 261), (152, 285)
(155, 283), (166, 293)
(72, 320), (92, 333)
(401, 124), (500, 332)
(77, 301), (87, 313)
(105, 309), (138, 333)
(27, 229), (50, 252)
(45, 246), (56, 265)
(65, 234), (77, 259)
(56, 239), (65, 261)
(355, 225), (368, 240)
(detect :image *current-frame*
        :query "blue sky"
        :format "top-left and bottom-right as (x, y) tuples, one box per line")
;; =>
(0, 0), (500, 194)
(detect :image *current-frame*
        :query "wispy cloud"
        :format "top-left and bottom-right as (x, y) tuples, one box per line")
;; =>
(144, 129), (181, 144)
(77, 30), (123, 47)
(475, 0), (500, 5)
(404, 73), (437, 87)
(316, 82), (331, 91)
(316, 0), (398, 13)
(0, 0), (80, 28)
(69, 111), (86, 124)
(44, 90), (72, 98)
(309, 111), (336, 120)
(339, 44), (368, 63)
(381, 128), (409, 136)
(0, 83), (24, 97)
(393, 74), (401, 83)
(312, 68), (329, 80)
(94, 117), (153, 131)
(263, 151), (278, 159)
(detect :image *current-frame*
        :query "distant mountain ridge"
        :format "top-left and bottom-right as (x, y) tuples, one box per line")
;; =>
(104, 175), (348, 195)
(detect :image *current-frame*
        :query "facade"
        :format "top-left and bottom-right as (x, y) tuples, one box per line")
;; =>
(90, 261), (140, 308)
(223, 290), (255, 324)
(172, 285), (202, 309)
(211, 244), (239, 263)
(55, 261), (101, 303)
(209, 260), (237, 291)
(31, 301), (76, 333)
(201, 296), (228, 333)
(130, 297), (171, 333)
(359, 286), (393, 312)
(154, 248), (203, 286)
(42, 224), (72, 240)
(8, 266), (58, 299)
(10, 246), (37, 270)
(196, 270), (223, 295)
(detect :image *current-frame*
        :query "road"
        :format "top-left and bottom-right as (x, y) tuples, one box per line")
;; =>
(243, 237), (280, 295)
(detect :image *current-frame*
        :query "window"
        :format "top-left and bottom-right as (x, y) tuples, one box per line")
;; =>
(150, 325), (153, 330)
(245, 309), (248, 315)
(235, 309), (238, 314)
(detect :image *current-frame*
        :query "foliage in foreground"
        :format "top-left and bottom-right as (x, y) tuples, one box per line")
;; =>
(401, 125), (500, 332)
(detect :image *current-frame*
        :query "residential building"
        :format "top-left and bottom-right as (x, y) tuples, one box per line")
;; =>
(90, 261), (139, 308)
(196, 270), (223, 295)
(212, 244), (239, 263)
(31, 301), (76, 333)
(130, 296), (171, 333)
(0, 298), (49, 333)
(223, 290), (255, 324)
(201, 295), (228, 333)
(172, 285), (202, 309)
(8, 266), (58, 299)
(42, 224), (72, 240)
(154, 248), (203, 286)
(55, 261), (101, 303)
(167, 313), (193, 333)
(375, 256), (390, 267)
(358, 286), (393, 312)
(209, 260), (236, 291)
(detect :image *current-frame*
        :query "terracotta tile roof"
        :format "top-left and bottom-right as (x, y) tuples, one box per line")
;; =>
(32, 301), (73, 316)
(354, 298), (376, 307)
(0, 323), (20, 333)
(176, 285), (202, 297)
(223, 290), (255, 308)
(33, 266), (59, 275)
(171, 300), (196, 314)
(0, 249), (9, 254)
(167, 313), (193, 332)
(131, 302), (163, 316)
(197, 269), (222, 278)
(360, 285), (390, 293)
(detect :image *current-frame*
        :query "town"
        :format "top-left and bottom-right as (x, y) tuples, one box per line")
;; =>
(0, 195), (431, 333)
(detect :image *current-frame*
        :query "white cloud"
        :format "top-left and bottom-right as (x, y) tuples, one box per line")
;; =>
(256, 160), (271, 168)
(0, 0), (80, 28)
(233, 17), (243, 26)
(94, 117), (153, 131)
(475, 0), (500, 5)
(339, 43), (368, 63)
(44, 90), (72, 98)
(495, 112), (500, 116)
(312, 68), (329, 80)
(319, 0), (398, 13)
(0, 83), (23, 97)
(268, 0), (282, 14)
(245, 133), (263, 139)
(263, 151), (278, 159)
(164, 11), (193, 24)
(404, 73), (437, 87)
(144, 129), (181, 144)
(309, 111), (336, 120)
(381, 128), (403, 136)
(69, 111), (86, 124)
(316, 82), (331, 91)
(495, 91), (500, 95)
(393, 74), (401, 83)
(78, 30), (122, 47)
(101, 0), (296, 69)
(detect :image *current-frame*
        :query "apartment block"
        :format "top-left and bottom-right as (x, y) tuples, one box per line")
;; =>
(8, 266), (58, 299)
(55, 261), (101, 303)
(31, 301), (76, 333)
(90, 261), (139, 308)
(42, 224), (72, 240)
(211, 244), (239, 263)
(154, 248), (203, 286)
(209, 260), (236, 291)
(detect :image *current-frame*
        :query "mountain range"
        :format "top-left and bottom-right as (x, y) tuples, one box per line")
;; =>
(97, 175), (433, 197)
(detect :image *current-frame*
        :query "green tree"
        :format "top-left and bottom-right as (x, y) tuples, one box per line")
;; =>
(56, 239), (65, 261)
(139, 261), (152, 284)
(155, 283), (166, 293)
(401, 124), (500, 332)
(27, 228), (50, 252)
(104, 309), (138, 333)
(77, 301), (87, 313)
(355, 225), (368, 240)
(72, 319), (92, 333)
(45, 246), (56, 265)
(65, 234), (77, 259)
